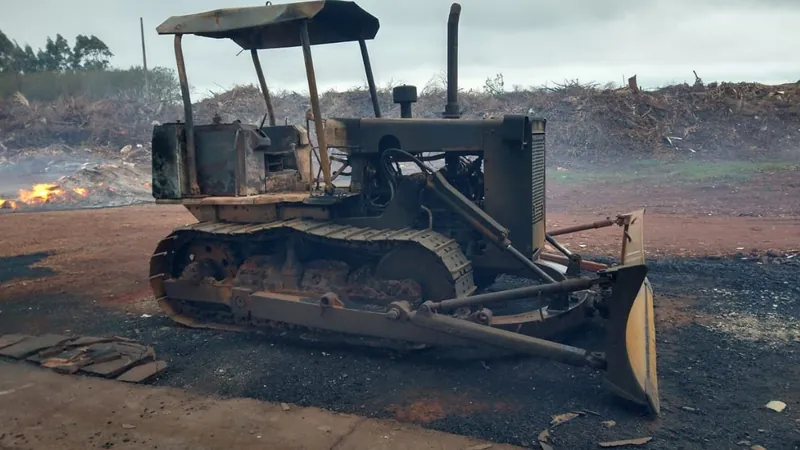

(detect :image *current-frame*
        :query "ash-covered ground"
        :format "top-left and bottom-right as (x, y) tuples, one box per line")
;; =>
(0, 144), (152, 212)
(0, 134), (797, 448)
(1, 253), (797, 450)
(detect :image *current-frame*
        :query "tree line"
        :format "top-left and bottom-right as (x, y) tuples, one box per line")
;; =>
(0, 30), (114, 74)
(0, 29), (182, 103)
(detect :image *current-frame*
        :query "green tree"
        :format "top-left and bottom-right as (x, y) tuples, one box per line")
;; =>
(0, 30), (14, 73)
(37, 34), (72, 71)
(0, 29), (115, 74)
(11, 42), (40, 73)
(1, 28), (181, 104)
(71, 34), (113, 70)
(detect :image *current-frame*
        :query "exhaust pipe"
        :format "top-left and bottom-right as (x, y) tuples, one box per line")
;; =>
(443, 3), (461, 118)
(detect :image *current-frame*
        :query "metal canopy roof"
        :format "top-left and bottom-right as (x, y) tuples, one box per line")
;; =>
(156, 1), (380, 49)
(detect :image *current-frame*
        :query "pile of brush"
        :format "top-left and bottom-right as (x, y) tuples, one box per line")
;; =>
(2, 78), (798, 162)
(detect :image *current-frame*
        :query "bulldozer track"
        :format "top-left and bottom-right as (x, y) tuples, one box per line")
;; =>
(149, 219), (478, 340)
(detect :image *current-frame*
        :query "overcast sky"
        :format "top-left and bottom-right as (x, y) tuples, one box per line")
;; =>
(3, 0), (799, 98)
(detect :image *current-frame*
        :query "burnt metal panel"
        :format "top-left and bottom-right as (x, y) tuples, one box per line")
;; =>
(152, 122), (281, 198)
(156, 1), (380, 50)
(531, 119), (547, 251)
(531, 128), (546, 224)
(260, 125), (303, 153)
(323, 114), (546, 264)
(482, 115), (535, 260)
(194, 125), (244, 196)
(259, 125), (313, 185)
(328, 117), (500, 153)
(151, 123), (187, 200)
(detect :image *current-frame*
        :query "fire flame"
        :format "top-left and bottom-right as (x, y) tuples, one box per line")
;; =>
(0, 183), (90, 211)
(18, 183), (64, 203)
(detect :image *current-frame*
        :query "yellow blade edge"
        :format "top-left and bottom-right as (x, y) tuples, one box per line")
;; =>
(603, 209), (660, 415)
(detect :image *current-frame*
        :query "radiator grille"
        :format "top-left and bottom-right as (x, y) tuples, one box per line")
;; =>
(531, 134), (546, 223)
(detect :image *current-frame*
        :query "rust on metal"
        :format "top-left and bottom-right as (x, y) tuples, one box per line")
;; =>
(173, 34), (200, 195)
(251, 49), (277, 127)
(443, 3), (462, 118)
(147, 0), (660, 416)
(425, 277), (595, 312)
(539, 253), (609, 272)
(602, 209), (659, 414)
(155, 1), (380, 50)
(548, 218), (619, 237)
(300, 19), (333, 193)
(358, 39), (381, 118)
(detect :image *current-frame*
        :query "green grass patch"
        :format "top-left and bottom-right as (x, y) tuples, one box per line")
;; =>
(547, 160), (798, 186)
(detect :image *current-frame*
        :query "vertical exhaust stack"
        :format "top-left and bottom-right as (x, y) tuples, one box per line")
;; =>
(443, 3), (461, 119)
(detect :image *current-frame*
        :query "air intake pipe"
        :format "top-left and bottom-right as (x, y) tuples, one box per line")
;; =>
(443, 3), (461, 119)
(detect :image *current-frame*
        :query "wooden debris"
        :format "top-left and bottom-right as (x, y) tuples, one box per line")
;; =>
(538, 429), (550, 443)
(764, 400), (786, 412)
(4, 79), (800, 166)
(550, 411), (582, 428)
(598, 436), (653, 447)
(537, 427), (555, 450)
(628, 75), (639, 94)
(59, 336), (118, 347)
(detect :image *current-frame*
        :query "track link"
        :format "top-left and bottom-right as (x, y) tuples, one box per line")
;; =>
(149, 218), (477, 334)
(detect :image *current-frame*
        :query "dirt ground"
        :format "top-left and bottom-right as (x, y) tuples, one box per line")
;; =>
(1, 168), (799, 449)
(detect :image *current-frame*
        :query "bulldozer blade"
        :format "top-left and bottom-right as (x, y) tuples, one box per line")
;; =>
(602, 209), (660, 415)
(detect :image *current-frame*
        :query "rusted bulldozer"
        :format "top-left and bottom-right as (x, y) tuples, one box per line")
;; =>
(149, 1), (659, 414)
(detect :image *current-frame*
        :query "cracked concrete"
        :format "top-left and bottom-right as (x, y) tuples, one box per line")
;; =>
(0, 362), (521, 450)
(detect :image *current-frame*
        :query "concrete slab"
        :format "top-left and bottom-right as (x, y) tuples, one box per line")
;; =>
(0, 334), (30, 349)
(116, 360), (168, 383)
(0, 334), (72, 358)
(0, 362), (521, 450)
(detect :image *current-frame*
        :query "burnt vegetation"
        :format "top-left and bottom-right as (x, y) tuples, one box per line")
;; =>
(0, 30), (798, 164)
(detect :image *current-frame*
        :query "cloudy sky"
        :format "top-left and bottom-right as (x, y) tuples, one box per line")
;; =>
(3, 0), (799, 97)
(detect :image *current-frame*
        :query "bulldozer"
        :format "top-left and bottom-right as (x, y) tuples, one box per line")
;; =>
(149, 1), (659, 415)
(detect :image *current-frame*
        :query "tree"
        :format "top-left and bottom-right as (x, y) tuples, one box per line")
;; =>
(0, 28), (180, 104)
(0, 30), (14, 73)
(0, 29), (115, 74)
(483, 73), (505, 97)
(37, 34), (73, 71)
(71, 34), (113, 70)
(0, 37), (41, 74)
(14, 43), (40, 73)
